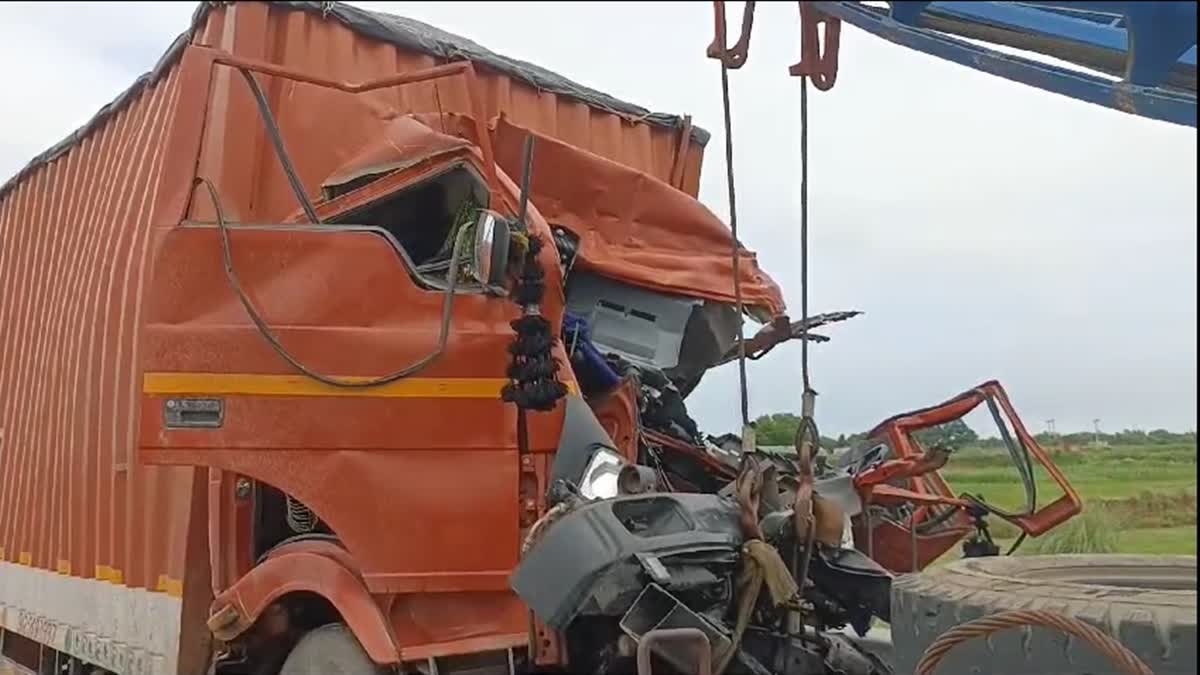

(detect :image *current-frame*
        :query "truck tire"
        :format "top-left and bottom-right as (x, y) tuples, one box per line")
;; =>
(280, 623), (387, 675)
(891, 555), (1196, 675)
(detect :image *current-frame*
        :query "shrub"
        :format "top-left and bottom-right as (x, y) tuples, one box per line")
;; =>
(1025, 505), (1120, 555)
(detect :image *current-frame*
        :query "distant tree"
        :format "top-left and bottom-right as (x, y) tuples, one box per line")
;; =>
(980, 428), (1196, 448)
(754, 413), (801, 446)
(743, 411), (1194, 453)
(1147, 428), (1176, 445)
(913, 419), (978, 451)
(844, 431), (871, 446)
(748, 412), (841, 448)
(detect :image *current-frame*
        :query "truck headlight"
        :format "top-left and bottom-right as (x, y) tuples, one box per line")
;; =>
(579, 448), (624, 500)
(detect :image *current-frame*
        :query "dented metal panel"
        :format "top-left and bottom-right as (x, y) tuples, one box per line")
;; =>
(185, 1), (707, 228)
(0, 2), (778, 670)
(1, 1), (707, 206)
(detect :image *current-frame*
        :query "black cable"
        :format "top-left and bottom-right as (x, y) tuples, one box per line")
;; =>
(963, 398), (1039, 522)
(1007, 532), (1028, 556)
(719, 60), (751, 429)
(196, 177), (467, 388)
(989, 397), (1037, 515)
(799, 76), (812, 395)
(238, 68), (321, 225)
(914, 502), (962, 535)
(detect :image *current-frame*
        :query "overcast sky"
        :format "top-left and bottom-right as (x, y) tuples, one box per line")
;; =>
(1, 2), (1195, 437)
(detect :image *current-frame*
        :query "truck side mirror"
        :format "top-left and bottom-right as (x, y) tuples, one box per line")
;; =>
(474, 210), (511, 291)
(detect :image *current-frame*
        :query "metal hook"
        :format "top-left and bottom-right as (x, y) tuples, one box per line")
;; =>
(707, 1), (757, 69)
(789, 2), (841, 91)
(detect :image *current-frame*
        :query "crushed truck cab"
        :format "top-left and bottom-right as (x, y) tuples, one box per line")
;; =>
(0, 2), (782, 674)
(1, 2), (1090, 675)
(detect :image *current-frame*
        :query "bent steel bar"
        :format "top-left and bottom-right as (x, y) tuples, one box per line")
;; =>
(812, 1), (1197, 127)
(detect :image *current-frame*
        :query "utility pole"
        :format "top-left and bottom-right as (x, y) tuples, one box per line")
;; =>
(1093, 418), (1102, 446)
(1045, 418), (1056, 435)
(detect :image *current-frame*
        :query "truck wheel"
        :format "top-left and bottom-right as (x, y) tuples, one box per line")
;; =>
(891, 555), (1197, 674)
(279, 623), (387, 675)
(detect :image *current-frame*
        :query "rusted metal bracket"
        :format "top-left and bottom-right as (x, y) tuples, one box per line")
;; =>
(707, 1), (757, 69)
(789, 2), (841, 89)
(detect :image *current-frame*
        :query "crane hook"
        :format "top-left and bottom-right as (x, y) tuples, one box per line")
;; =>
(789, 2), (841, 90)
(707, 1), (757, 69)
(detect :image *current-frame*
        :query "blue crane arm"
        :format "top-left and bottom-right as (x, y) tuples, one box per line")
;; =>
(811, 1), (1196, 127)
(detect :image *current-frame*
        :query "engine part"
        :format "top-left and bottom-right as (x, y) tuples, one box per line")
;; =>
(637, 628), (713, 675)
(740, 629), (891, 675)
(892, 555), (1198, 675)
(510, 493), (742, 630)
(620, 584), (731, 674)
(806, 546), (892, 636)
(552, 225), (581, 276)
(619, 465), (660, 495)
(566, 271), (701, 371)
(824, 633), (893, 675)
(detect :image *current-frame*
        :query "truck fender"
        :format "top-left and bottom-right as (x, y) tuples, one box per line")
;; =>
(207, 548), (400, 665)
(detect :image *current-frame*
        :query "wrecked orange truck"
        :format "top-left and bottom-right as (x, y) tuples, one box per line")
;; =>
(0, 2), (778, 673)
(1, 2), (1082, 675)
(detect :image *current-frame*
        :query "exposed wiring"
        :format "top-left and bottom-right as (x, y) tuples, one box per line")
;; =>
(195, 177), (469, 389)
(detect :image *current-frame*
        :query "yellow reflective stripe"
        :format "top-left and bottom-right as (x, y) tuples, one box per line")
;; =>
(95, 565), (124, 585)
(144, 373), (509, 398)
(157, 574), (184, 598)
(143, 372), (578, 398)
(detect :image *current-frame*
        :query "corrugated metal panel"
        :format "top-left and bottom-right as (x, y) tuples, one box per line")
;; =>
(188, 2), (705, 224)
(1, 1), (706, 207)
(0, 55), (194, 609)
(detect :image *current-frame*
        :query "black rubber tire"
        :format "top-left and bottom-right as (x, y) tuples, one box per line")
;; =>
(279, 623), (387, 675)
(890, 555), (1197, 675)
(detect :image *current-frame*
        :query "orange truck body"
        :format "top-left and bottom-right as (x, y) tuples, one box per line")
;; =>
(0, 2), (781, 673)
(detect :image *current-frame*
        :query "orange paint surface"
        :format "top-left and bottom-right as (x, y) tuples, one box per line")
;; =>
(0, 1), (785, 667)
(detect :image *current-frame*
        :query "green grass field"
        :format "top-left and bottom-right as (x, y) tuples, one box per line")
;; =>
(938, 442), (1197, 557)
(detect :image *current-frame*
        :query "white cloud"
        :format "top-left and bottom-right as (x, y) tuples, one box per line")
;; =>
(1, 1), (1194, 435)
